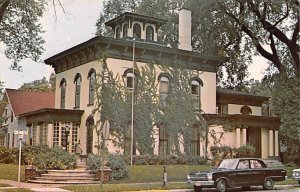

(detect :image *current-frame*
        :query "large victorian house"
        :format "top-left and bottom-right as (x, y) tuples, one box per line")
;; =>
(1, 10), (280, 159)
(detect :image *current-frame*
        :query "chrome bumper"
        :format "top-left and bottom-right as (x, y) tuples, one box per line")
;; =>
(187, 179), (215, 186)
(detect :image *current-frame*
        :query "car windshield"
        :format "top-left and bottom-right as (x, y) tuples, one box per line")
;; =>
(218, 159), (238, 169)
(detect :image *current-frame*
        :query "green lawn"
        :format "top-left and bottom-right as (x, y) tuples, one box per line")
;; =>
(0, 164), (25, 181)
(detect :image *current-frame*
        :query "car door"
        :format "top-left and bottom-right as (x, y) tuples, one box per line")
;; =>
(233, 159), (252, 186)
(250, 159), (268, 184)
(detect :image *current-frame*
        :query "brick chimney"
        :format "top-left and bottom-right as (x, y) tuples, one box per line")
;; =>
(178, 9), (192, 51)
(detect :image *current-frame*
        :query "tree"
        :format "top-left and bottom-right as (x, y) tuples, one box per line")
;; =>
(18, 73), (55, 93)
(0, 0), (47, 71)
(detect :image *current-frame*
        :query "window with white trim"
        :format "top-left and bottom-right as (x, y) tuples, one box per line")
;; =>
(191, 80), (201, 110)
(159, 76), (169, 108)
(74, 74), (82, 109)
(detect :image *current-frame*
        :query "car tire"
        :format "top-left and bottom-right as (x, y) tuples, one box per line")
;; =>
(193, 185), (202, 192)
(298, 180), (300, 185)
(216, 179), (227, 192)
(263, 177), (274, 190)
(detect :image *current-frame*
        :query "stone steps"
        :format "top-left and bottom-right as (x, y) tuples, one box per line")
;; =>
(28, 169), (98, 184)
(263, 159), (284, 167)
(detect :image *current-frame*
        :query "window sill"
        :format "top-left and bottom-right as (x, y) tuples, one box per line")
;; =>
(73, 107), (80, 110)
(87, 103), (94, 107)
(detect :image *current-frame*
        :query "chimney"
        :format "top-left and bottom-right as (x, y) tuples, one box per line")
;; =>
(178, 9), (192, 51)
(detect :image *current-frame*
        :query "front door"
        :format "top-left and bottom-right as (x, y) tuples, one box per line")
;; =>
(247, 127), (261, 158)
(86, 117), (94, 154)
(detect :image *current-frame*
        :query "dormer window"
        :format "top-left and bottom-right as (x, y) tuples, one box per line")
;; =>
(133, 23), (141, 39)
(123, 24), (128, 38)
(146, 26), (154, 41)
(116, 27), (121, 39)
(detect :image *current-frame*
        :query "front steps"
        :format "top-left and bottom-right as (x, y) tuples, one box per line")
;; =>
(263, 159), (284, 167)
(28, 169), (99, 184)
(28, 157), (100, 184)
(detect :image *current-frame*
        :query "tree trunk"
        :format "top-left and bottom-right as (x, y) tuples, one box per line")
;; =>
(0, 0), (9, 23)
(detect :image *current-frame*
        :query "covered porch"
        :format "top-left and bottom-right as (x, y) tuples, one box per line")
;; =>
(20, 108), (84, 153)
(206, 114), (280, 159)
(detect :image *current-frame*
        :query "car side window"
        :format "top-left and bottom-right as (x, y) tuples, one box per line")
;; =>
(250, 160), (263, 169)
(237, 160), (249, 169)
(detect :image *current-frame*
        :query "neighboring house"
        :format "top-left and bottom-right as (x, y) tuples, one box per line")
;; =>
(0, 89), (55, 148)
(16, 10), (279, 159)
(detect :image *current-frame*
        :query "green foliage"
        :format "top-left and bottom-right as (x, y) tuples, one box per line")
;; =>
(18, 75), (55, 93)
(271, 74), (300, 164)
(234, 145), (256, 158)
(0, 0), (46, 70)
(93, 55), (207, 156)
(123, 155), (207, 165)
(0, 146), (18, 164)
(107, 154), (129, 180)
(210, 145), (256, 165)
(88, 154), (129, 180)
(22, 145), (76, 170)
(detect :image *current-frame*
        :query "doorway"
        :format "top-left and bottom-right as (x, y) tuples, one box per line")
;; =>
(86, 117), (94, 154)
(247, 127), (262, 158)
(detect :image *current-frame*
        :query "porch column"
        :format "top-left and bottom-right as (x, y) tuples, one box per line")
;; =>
(242, 128), (247, 146)
(36, 125), (41, 145)
(269, 129), (274, 157)
(274, 130), (279, 157)
(236, 128), (241, 148)
(47, 123), (54, 147)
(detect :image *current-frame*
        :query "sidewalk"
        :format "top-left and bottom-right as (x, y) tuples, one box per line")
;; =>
(0, 179), (71, 192)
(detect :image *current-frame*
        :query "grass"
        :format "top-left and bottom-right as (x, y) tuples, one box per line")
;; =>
(0, 164), (25, 181)
(64, 182), (192, 192)
(0, 163), (298, 192)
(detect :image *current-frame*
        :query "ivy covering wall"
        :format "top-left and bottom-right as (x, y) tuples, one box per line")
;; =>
(92, 55), (207, 156)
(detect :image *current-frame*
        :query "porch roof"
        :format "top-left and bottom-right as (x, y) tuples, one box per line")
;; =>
(204, 114), (280, 130)
(19, 108), (84, 125)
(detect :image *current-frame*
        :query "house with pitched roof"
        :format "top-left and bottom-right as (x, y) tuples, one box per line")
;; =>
(0, 89), (55, 147)
(1, 10), (281, 160)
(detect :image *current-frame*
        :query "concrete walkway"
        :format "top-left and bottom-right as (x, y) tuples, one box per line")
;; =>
(0, 179), (71, 192)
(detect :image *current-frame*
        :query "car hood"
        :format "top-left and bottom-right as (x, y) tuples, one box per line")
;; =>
(189, 168), (229, 175)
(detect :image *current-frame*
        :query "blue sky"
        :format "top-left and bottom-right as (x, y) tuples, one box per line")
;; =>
(0, 0), (267, 89)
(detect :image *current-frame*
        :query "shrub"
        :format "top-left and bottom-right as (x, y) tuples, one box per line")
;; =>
(22, 145), (76, 170)
(107, 154), (128, 180)
(0, 146), (18, 164)
(234, 145), (256, 158)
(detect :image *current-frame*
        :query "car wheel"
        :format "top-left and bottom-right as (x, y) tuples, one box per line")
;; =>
(298, 180), (300, 185)
(194, 185), (202, 192)
(263, 177), (274, 190)
(216, 179), (227, 192)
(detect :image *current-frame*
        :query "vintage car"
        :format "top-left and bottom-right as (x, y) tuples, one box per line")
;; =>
(292, 168), (300, 185)
(187, 158), (287, 192)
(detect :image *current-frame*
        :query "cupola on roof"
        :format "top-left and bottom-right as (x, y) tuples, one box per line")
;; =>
(105, 12), (167, 42)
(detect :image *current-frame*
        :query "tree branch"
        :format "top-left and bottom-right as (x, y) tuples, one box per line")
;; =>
(0, 0), (10, 22)
(273, 2), (289, 27)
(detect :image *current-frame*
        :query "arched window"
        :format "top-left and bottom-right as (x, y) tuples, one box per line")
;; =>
(159, 76), (170, 107)
(123, 24), (128, 38)
(86, 116), (94, 154)
(126, 72), (134, 89)
(60, 78), (67, 109)
(240, 105), (252, 116)
(88, 69), (96, 105)
(191, 78), (203, 110)
(116, 27), (121, 39)
(133, 23), (141, 39)
(146, 26), (154, 41)
(74, 73), (82, 109)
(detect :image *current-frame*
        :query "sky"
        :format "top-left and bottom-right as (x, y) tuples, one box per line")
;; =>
(0, 0), (268, 89)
